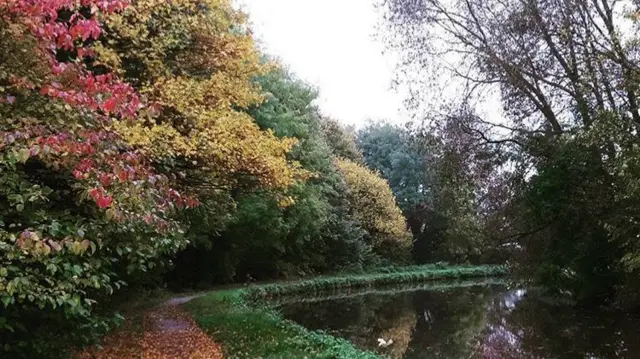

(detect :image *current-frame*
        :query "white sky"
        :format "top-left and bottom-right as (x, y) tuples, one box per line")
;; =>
(236, 0), (409, 127)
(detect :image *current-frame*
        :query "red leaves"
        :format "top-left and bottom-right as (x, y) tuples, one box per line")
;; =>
(41, 72), (140, 118)
(88, 187), (102, 200)
(70, 19), (102, 41)
(102, 97), (117, 113)
(7, 1), (116, 46)
(99, 173), (111, 186)
(14, 126), (198, 222)
(89, 187), (113, 208)
(96, 195), (113, 209)
(117, 169), (129, 183)
(56, 33), (74, 50)
(185, 197), (200, 208)
(8, 0), (140, 119)
(76, 158), (94, 172)
(1, 0), (198, 233)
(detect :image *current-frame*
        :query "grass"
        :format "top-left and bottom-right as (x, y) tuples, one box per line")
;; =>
(243, 264), (506, 301)
(267, 276), (508, 306)
(186, 290), (380, 359)
(185, 264), (506, 359)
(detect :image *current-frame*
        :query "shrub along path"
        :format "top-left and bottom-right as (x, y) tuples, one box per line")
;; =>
(77, 296), (223, 359)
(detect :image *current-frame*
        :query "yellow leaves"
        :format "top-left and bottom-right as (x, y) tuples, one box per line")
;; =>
(32, 241), (51, 256)
(277, 195), (296, 208)
(114, 121), (192, 157)
(90, 42), (122, 72)
(15, 147), (31, 163)
(116, 111), (308, 189)
(201, 116), (307, 188)
(101, 0), (303, 192)
(334, 158), (411, 246)
(14, 231), (91, 257)
(69, 240), (92, 256)
(151, 75), (263, 115)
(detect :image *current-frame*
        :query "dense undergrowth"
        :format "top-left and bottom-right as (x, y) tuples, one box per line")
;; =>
(185, 264), (505, 358)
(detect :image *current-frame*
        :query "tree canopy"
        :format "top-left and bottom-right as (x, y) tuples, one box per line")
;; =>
(334, 157), (412, 263)
(380, 0), (640, 301)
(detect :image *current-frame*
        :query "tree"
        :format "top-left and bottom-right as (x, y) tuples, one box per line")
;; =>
(381, 0), (640, 300)
(245, 68), (371, 274)
(357, 121), (433, 213)
(358, 119), (507, 263)
(98, 0), (307, 227)
(357, 121), (434, 259)
(167, 66), (371, 285)
(321, 117), (365, 163)
(0, 1), (193, 356)
(381, 0), (640, 135)
(335, 157), (412, 263)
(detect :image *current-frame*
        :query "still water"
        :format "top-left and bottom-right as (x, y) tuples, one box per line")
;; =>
(271, 279), (640, 359)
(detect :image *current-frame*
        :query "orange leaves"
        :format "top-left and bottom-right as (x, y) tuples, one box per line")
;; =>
(77, 304), (224, 359)
(140, 306), (224, 359)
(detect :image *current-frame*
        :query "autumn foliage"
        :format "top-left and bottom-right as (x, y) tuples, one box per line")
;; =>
(335, 158), (412, 262)
(0, 0), (199, 354)
(0, 1), (413, 356)
(100, 0), (307, 192)
(0, 0), (302, 355)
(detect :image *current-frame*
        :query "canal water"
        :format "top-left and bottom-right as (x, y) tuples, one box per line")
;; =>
(271, 279), (640, 358)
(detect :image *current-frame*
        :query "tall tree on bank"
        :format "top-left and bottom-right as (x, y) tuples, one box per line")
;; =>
(168, 67), (421, 287)
(381, 0), (640, 133)
(168, 67), (372, 284)
(100, 0), (307, 229)
(358, 120), (507, 263)
(335, 157), (413, 263)
(380, 0), (640, 301)
(321, 117), (365, 163)
(0, 1), (198, 356)
(357, 121), (433, 215)
(357, 122), (434, 261)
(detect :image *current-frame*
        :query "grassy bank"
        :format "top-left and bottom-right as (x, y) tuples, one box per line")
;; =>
(185, 264), (506, 359)
(243, 264), (505, 301)
(267, 276), (508, 306)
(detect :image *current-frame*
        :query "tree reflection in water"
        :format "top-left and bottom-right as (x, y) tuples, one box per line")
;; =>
(275, 283), (640, 358)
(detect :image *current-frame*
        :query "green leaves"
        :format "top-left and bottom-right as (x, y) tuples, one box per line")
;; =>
(1, 296), (13, 308)
(357, 121), (433, 212)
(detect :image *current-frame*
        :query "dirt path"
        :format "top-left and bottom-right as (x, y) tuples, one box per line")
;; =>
(78, 295), (223, 359)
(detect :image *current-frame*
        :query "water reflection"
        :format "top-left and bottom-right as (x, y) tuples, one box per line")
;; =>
(274, 282), (640, 358)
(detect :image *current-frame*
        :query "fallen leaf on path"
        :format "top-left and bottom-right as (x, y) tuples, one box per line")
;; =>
(77, 304), (223, 359)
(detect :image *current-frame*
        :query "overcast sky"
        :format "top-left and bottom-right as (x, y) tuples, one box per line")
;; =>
(236, 0), (409, 127)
